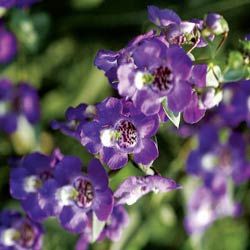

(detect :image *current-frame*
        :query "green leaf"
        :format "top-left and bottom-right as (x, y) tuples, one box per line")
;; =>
(162, 100), (181, 128)
(92, 213), (106, 243)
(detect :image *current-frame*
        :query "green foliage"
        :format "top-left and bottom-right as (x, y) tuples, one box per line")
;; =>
(201, 218), (248, 250)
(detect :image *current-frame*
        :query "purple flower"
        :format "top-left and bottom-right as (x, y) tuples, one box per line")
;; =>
(186, 125), (250, 185)
(10, 150), (63, 221)
(99, 205), (129, 241)
(0, 25), (17, 64)
(217, 80), (250, 127)
(80, 97), (159, 169)
(0, 210), (43, 250)
(117, 43), (193, 115)
(184, 185), (240, 235)
(52, 103), (97, 139)
(48, 158), (113, 233)
(114, 175), (180, 205)
(0, 79), (40, 134)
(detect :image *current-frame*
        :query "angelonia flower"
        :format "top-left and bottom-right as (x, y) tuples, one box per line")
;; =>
(0, 78), (40, 134)
(0, 210), (43, 250)
(0, 0), (40, 9)
(184, 185), (240, 235)
(0, 24), (17, 64)
(10, 149), (64, 221)
(47, 157), (114, 233)
(54, 97), (160, 169)
(79, 97), (160, 169)
(186, 124), (250, 187)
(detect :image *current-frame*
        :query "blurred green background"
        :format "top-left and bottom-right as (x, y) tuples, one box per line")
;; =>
(1, 0), (250, 249)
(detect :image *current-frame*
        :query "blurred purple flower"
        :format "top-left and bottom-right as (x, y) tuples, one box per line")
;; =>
(0, 79), (40, 134)
(218, 80), (250, 127)
(10, 150), (64, 221)
(99, 205), (129, 241)
(0, 210), (43, 249)
(0, 25), (17, 64)
(186, 124), (250, 185)
(79, 97), (159, 169)
(184, 185), (240, 235)
(114, 175), (180, 205)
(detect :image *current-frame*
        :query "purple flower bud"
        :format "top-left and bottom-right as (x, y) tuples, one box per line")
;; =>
(204, 13), (229, 35)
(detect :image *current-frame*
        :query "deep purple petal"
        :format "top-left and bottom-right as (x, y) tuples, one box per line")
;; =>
(133, 139), (159, 165)
(167, 46), (192, 80)
(133, 88), (161, 116)
(93, 189), (114, 221)
(59, 206), (88, 233)
(21, 194), (47, 222)
(147, 5), (181, 27)
(54, 156), (82, 186)
(88, 159), (108, 191)
(134, 114), (159, 138)
(100, 147), (128, 170)
(10, 167), (29, 199)
(191, 64), (207, 88)
(167, 80), (192, 112)
(183, 92), (206, 124)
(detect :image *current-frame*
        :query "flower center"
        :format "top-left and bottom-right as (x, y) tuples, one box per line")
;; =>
(153, 66), (173, 92)
(23, 176), (42, 193)
(73, 178), (94, 209)
(18, 223), (35, 248)
(116, 120), (138, 149)
(1, 228), (20, 247)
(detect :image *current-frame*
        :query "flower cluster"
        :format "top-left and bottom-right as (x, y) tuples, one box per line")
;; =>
(0, 78), (40, 134)
(184, 79), (250, 236)
(94, 6), (227, 124)
(3, 4), (250, 250)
